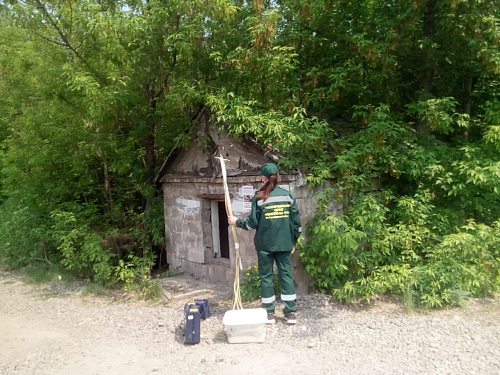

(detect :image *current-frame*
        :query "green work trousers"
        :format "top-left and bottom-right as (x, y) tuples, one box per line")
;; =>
(257, 250), (296, 315)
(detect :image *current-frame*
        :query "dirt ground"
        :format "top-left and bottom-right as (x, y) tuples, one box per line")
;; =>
(1, 268), (500, 375)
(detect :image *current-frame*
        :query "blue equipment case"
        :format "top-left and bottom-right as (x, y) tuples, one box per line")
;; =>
(184, 304), (201, 345)
(194, 299), (211, 320)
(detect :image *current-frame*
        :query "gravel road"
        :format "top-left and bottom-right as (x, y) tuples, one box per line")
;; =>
(1, 268), (499, 375)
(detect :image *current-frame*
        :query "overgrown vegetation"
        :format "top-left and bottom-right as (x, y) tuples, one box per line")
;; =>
(240, 264), (280, 302)
(0, 1), (499, 306)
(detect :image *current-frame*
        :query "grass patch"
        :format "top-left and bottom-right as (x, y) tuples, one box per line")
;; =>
(81, 283), (109, 296)
(22, 263), (74, 284)
(403, 284), (415, 315)
(136, 278), (163, 301)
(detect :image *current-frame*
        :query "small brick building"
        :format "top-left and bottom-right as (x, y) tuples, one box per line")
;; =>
(156, 106), (325, 293)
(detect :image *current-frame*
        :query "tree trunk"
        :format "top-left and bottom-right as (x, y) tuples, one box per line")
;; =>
(462, 75), (472, 142)
(415, 0), (437, 135)
(143, 87), (158, 211)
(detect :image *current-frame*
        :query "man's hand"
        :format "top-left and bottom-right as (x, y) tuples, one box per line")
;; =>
(228, 216), (238, 225)
(291, 246), (296, 254)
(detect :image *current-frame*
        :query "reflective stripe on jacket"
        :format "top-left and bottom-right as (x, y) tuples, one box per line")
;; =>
(236, 186), (301, 252)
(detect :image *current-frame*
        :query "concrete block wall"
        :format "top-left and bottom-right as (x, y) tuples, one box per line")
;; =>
(164, 183), (205, 267)
(163, 179), (260, 281)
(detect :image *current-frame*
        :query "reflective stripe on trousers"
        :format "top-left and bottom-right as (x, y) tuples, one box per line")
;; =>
(257, 250), (296, 315)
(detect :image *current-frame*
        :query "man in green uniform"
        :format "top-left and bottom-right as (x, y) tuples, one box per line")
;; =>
(228, 163), (301, 324)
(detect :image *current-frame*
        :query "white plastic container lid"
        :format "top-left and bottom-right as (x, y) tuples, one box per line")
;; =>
(222, 308), (267, 326)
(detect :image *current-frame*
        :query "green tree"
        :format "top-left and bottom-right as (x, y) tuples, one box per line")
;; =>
(0, 1), (499, 305)
(0, 0), (239, 284)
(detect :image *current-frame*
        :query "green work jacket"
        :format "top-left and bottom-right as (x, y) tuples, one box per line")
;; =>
(236, 186), (301, 252)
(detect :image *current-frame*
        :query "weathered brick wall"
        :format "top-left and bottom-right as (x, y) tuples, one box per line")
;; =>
(163, 183), (205, 267)
(163, 179), (261, 282)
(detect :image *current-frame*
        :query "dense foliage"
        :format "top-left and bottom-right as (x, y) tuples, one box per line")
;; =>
(0, 1), (499, 306)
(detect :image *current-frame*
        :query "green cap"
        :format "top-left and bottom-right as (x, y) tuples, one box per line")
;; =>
(259, 163), (279, 177)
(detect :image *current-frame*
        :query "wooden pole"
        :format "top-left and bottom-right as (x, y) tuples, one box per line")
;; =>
(217, 155), (243, 310)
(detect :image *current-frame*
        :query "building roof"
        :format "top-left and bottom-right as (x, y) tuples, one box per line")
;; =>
(155, 105), (281, 183)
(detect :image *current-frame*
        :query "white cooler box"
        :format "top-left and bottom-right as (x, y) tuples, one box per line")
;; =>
(222, 308), (267, 344)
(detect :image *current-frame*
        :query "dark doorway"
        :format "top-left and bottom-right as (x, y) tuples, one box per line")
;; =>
(218, 201), (230, 259)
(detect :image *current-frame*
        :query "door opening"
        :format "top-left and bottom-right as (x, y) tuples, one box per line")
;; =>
(210, 200), (230, 259)
(218, 202), (230, 259)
